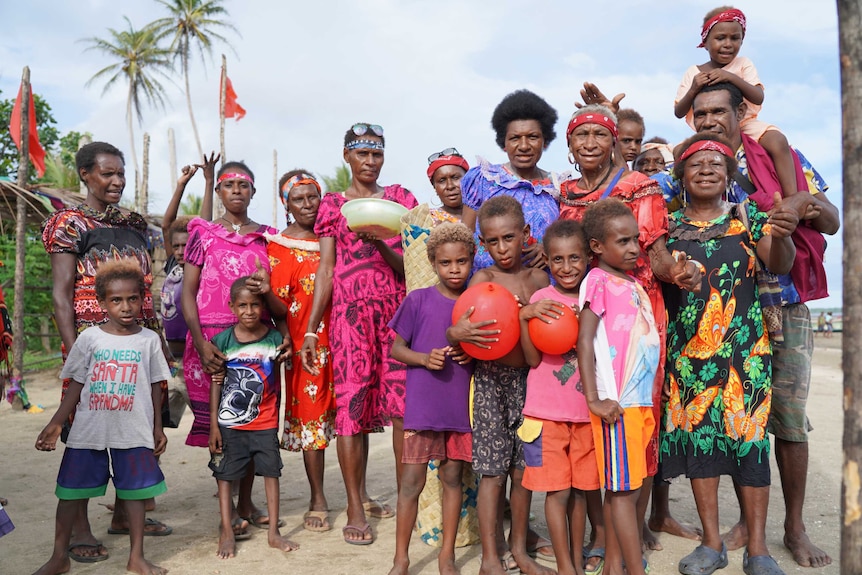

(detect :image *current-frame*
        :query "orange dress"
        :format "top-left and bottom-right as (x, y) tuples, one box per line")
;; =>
(266, 233), (336, 451)
(559, 171), (668, 476)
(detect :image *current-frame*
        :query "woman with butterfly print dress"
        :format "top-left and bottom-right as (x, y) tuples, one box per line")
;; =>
(660, 134), (799, 575)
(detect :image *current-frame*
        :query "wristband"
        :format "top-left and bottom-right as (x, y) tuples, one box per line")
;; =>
(304, 332), (319, 340)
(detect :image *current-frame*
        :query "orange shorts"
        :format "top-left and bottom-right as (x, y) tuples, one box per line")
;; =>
(402, 429), (472, 465)
(521, 419), (600, 492)
(590, 406), (655, 492)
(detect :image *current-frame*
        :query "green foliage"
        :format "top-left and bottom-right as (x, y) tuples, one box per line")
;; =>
(180, 194), (203, 215)
(322, 163), (352, 192)
(0, 89), (60, 181)
(0, 227), (60, 353)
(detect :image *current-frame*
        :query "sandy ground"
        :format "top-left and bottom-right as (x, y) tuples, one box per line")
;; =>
(0, 335), (843, 575)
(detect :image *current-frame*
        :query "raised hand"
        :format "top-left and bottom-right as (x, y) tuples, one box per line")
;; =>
(246, 257), (270, 295)
(576, 82), (626, 112)
(177, 164), (200, 186)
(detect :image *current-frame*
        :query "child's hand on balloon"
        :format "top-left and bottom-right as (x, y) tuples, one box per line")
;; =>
(447, 307), (500, 349)
(519, 299), (566, 323)
(424, 347), (448, 371)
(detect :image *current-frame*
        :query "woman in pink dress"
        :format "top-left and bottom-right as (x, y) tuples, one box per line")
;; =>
(300, 123), (417, 545)
(182, 161), (277, 529)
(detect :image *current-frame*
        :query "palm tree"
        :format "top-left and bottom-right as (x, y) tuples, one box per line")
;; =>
(152, 0), (238, 158)
(82, 18), (172, 201)
(180, 193), (203, 215)
(40, 153), (79, 190)
(322, 163), (352, 192)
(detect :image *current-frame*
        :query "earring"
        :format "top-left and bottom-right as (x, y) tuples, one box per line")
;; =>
(723, 183), (731, 203)
(680, 185), (688, 208)
(430, 195), (443, 207)
(567, 151), (576, 165)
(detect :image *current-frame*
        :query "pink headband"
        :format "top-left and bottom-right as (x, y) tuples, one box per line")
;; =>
(427, 156), (469, 181)
(566, 113), (618, 141)
(678, 139), (734, 163)
(280, 174), (321, 207)
(217, 172), (254, 185)
(698, 8), (746, 47)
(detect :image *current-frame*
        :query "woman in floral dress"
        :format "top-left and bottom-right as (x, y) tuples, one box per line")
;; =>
(260, 170), (336, 532)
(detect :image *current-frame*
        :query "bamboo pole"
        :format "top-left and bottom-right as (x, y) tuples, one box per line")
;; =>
(12, 67), (30, 383)
(273, 149), (278, 228)
(840, 0), (862, 570)
(140, 132), (150, 216)
(216, 54), (227, 218)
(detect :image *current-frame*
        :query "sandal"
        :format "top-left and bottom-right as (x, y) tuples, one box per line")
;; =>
(342, 523), (374, 545)
(362, 498), (394, 518)
(500, 551), (521, 575)
(67, 543), (109, 563)
(107, 517), (172, 536)
(303, 510), (332, 532)
(679, 543), (728, 575)
(243, 509), (286, 529)
(527, 537), (556, 562)
(742, 551), (785, 575)
(584, 546), (605, 575)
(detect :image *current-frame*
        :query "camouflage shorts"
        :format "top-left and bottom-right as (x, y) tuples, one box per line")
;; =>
(767, 304), (814, 442)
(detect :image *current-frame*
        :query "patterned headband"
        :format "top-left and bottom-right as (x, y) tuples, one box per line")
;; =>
(678, 139), (734, 163)
(566, 112), (618, 141)
(280, 174), (321, 207)
(698, 9), (746, 47)
(345, 139), (385, 151)
(217, 172), (254, 185)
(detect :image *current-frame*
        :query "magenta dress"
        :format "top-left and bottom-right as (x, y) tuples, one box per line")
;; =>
(182, 218), (276, 447)
(314, 185), (418, 435)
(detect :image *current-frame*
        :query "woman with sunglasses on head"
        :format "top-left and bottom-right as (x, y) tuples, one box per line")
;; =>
(300, 123), (418, 545)
(461, 90), (567, 273)
(427, 148), (468, 225)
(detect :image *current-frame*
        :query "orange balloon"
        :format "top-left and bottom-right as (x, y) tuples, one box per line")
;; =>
(451, 282), (520, 361)
(528, 305), (579, 355)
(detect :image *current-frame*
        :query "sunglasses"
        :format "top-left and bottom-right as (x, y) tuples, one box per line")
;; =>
(427, 147), (462, 164)
(352, 123), (384, 137)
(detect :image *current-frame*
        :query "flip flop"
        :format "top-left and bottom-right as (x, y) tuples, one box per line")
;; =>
(584, 546), (605, 575)
(342, 523), (374, 545)
(303, 510), (332, 532)
(243, 509), (286, 529)
(679, 543), (728, 575)
(500, 551), (521, 575)
(742, 551), (785, 575)
(107, 517), (173, 536)
(67, 543), (109, 563)
(362, 499), (394, 518)
(527, 538), (556, 562)
(228, 517), (252, 541)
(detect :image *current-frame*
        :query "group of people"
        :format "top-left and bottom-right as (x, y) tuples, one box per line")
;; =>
(26, 6), (839, 575)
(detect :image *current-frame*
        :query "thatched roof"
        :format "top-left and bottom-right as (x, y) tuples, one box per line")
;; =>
(0, 180), (83, 232)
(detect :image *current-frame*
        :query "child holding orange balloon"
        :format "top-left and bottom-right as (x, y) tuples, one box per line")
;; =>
(447, 195), (553, 575)
(577, 198), (661, 575)
(386, 222), (475, 575)
(519, 219), (600, 575)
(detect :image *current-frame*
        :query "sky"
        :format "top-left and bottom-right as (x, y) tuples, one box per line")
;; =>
(0, 0), (844, 308)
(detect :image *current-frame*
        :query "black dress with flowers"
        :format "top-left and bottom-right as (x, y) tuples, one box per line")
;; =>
(660, 203), (772, 487)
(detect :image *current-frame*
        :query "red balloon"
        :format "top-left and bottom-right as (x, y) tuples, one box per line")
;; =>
(451, 282), (520, 361)
(528, 305), (579, 355)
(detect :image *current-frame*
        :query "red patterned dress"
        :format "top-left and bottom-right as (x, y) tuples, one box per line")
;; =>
(266, 233), (336, 451)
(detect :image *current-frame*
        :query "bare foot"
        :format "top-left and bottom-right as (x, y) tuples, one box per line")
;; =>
(268, 531), (299, 553)
(784, 531), (832, 567)
(216, 526), (236, 559)
(513, 551), (556, 575)
(722, 520), (748, 551)
(648, 515), (702, 542)
(438, 553), (460, 575)
(126, 556), (168, 575)
(388, 556), (410, 575)
(31, 555), (71, 575)
(478, 555), (509, 575)
(642, 522), (663, 551)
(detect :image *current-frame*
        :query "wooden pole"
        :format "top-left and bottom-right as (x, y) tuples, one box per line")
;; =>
(273, 149), (278, 228)
(12, 66), (30, 382)
(140, 132), (150, 216)
(216, 54), (227, 218)
(168, 128), (178, 193)
(840, 0), (862, 571)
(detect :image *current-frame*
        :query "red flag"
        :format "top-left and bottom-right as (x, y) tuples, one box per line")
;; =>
(221, 75), (246, 121)
(9, 82), (47, 177)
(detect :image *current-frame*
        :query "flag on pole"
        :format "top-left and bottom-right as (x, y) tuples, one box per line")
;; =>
(221, 76), (246, 121)
(9, 82), (46, 177)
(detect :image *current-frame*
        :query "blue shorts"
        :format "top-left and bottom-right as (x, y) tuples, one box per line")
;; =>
(56, 447), (166, 501)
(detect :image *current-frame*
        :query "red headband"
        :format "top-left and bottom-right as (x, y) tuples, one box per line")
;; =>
(217, 171), (254, 185)
(698, 8), (746, 47)
(427, 155), (469, 181)
(679, 139), (734, 163)
(566, 113), (618, 141)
